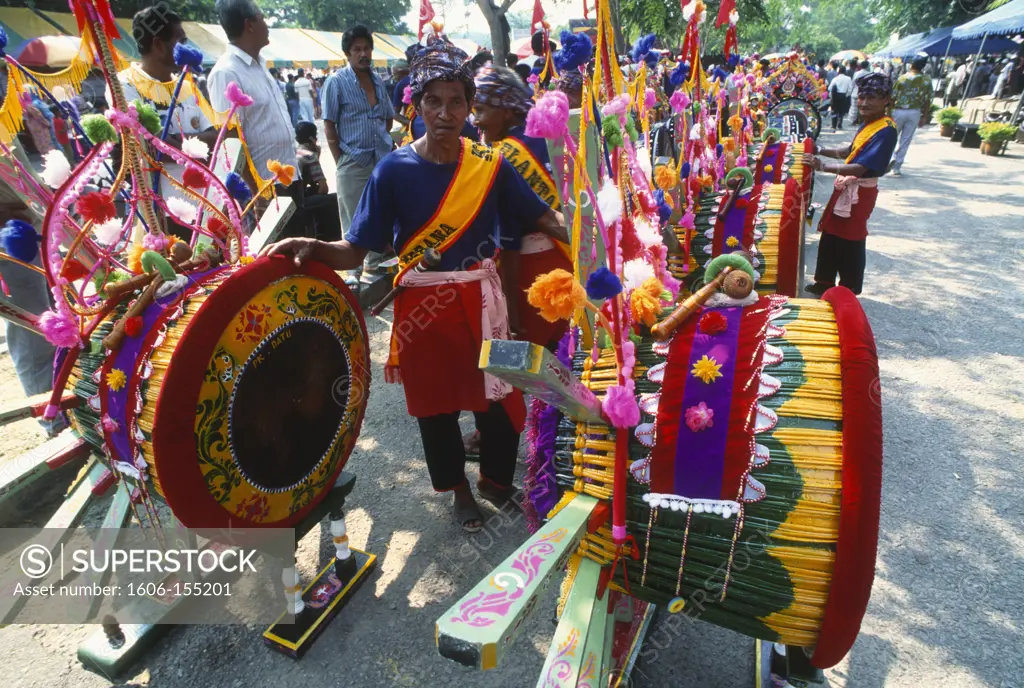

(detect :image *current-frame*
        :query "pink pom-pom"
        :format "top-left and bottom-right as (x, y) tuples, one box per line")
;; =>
(669, 90), (690, 113)
(402, 85), (412, 105)
(603, 94), (630, 116)
(142, 233), (171, 252)
(39, 309), (80, 348)
(225, 82), (254, 108)
(680, 208), (696, 229)
(101, 414), (119, 432)
(602, 381), (640, 428)
(43, 403), (60, 420)
(527, 73), (539, 85)
(644, 88), (657, 110)
(525, 90), (570, 140)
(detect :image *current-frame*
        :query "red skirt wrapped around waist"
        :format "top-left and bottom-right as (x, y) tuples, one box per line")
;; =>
(391, 279), (525, 430)
(818, 184), (879, 242)
(517, 246), (573, 348)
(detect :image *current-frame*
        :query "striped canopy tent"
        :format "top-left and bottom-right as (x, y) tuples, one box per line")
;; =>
(377, 33), (416, 51)
(302, 30), (404, 66)
(271, 28), (346, 68)
(0, 8), (67, 47)
(180, 21), (225, 67)
(198, 23), (291, 67)
(41, 11), (140, 61)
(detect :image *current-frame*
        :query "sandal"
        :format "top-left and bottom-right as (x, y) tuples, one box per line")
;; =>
(477, 479), (524, 515)
(453, 483), (484, 533)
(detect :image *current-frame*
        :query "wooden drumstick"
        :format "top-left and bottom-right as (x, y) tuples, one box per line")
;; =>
(104, 247), (223, 299)
(651, 267), (734, 342)
(102, 276), (164, 351)
(716, 175), (745, 222)
(369, 248), (442, 317)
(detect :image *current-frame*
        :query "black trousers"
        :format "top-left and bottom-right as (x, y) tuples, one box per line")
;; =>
(416, 403), (520, 492)
(814, 232), (866, 295)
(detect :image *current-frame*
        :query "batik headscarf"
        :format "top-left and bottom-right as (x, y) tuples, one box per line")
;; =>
(556, 70), (584, 95)
(474, 66), (533, 118)
(409, 38), (475, 101)
(855, 72), (892, 99)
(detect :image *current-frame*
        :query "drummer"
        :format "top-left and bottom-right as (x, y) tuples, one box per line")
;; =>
(802, 72), (898, 296)
(260, 38), (568, 533)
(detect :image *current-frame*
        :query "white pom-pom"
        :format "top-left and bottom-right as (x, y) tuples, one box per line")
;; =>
(623, 258), (656, 290)
(597, 180), (622, 226)
(181, 137), (209, 160)
(634, 217), (661, 248)
(41, 150), (72, 188)
(166, 197), (198, 225)
(92, 218), (123, 246)
(729, 9), (739, 25)
(683, 1), (696, 20)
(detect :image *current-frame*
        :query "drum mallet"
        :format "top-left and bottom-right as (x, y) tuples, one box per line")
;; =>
(369, 248), (442, 317)
(717, 175), (745, 222)
(650, 264), (755, 342)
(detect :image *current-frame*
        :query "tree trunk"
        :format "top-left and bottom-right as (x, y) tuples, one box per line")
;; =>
(477, 0), (514, 65)
(609, 0), (625, 56)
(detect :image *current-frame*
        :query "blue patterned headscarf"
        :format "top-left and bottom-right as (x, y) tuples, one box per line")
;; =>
(474, 66), (533, 118)
(855, 72), (892, 99)
(409, 38), (475, 101)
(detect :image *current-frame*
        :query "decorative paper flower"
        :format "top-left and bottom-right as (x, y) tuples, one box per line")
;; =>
(106, 368), (127, 392)
(585, 267), (623, 300)
(527, 269), (586, 322)
(603, 382), (640, 428)
(225, 172), (252, 203)
(41, 150), (72, 188)
(142, 232), (171, 252)
(267, 160), (296, 186)
(764, 164), (774, 173)
(124, 315), (144, 337)
(698, 311), (728, 335)
(685, 401), (714, 432)
(596, 180), (622, 225)
(182, 164), (207, 189)
(630, 285), (660, 327)
(39, 309), (80, 348)
(92, 218), (123, 246)
(76, 191), (117, 224)
(167, 197), (198, 225)
(100, 414), (119, 432)
(602, 94), (631, 116)
(525, 90), (569, 140)
(225, 81), (254, 107)
(691, 354), (723, 384)
(181, 137), (210, 160)
(0, 219), (40, 263)
(527, 73), (539, 85)
(726, 236), (740, 247)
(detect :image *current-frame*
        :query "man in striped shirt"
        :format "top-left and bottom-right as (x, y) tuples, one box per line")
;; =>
(320, 25), (395, 283)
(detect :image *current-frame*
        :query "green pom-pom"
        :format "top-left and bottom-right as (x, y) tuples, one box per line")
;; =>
(705, 253), (756, 285)
(602, 115), (624, 148)
(133, 100), (162, 135)
(762, 127), (782, 143)
(81, 114), (119, 145)
(92, 268), (130, 292)
(625, 116), (638, 143)
(724, 166), (754, 190)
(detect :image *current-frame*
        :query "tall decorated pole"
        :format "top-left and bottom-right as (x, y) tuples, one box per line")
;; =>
(418, 0), (436, 40)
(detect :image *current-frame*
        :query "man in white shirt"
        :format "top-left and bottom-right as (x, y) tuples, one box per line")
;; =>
(849, 60), (870, 124)
(828, 66), (854, 130)
(294, 67), (316, 122)
(208, 0), (296, 179)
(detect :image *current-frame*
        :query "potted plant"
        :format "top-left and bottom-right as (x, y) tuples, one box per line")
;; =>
(926, 102), (940, 125)
(978, 122), (1017, 156)
(936, 107), (963, 137)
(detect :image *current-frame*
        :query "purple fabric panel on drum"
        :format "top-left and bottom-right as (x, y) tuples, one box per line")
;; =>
(672, 307), (743, 499)
(721, 190), (752, 253)
(756, 143), (783, 185)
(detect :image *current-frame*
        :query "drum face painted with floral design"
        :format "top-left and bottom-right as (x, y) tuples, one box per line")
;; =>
(547, 292), (882, 668)
(67, 258), (370, 529)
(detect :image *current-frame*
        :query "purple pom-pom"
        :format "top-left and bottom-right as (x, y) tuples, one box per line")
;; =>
(554, 30), (593, 73)
(655, 190), (672, 225)
(680, 161), (691, 179)
(716, 143), (724, 158)
(585, 266), (623, 300)
(630, 33), (657, 64)
(670, 61), (690, 86)
(1, 219), (41, 263)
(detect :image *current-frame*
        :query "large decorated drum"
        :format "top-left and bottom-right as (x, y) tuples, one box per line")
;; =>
(66, 258), (370, 529)
(548, 289), (882, 667)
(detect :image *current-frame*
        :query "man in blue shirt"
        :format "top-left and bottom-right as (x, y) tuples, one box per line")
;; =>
(320, 25), (395, 283)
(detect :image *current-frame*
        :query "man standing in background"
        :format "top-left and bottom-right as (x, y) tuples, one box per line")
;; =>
(890, 56), (933, 177)
(320, 25), (394, 285)
(850, 59), (870, 124)
(294, 67), (316, 122)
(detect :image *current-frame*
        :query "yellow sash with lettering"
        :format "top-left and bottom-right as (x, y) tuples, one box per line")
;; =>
(845, 117), (896, 163)
(393, 138), (502, 286)
(498, 135), (571, 261)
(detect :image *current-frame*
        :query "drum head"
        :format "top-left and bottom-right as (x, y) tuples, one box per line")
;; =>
(151, 257), (369, 528)
(768, 97), (822, 141)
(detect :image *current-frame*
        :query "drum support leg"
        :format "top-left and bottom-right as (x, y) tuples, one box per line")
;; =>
(755, 641), (826, 687)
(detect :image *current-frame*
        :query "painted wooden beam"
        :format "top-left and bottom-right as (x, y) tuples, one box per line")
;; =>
(436, 494), (598, 670)
(0, 430), (90, 507)
(0, 390), (79, 426)
(535, 557), (607, 688)
(479, 340), (604, 424)
(248, 195), (297, 254)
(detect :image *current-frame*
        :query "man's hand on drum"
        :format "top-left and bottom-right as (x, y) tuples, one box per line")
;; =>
(258, 238), (367, 272)
(801, 153), (824, 171)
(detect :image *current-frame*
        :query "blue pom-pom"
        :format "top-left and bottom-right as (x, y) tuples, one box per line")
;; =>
(643, 49), (660, 67)
(727, 53), (740, 68)
(680, 162), (691, 179)
(585, 267), (623, 300)
(655, 190), (672, 225)
(554, 30), (593, 73)
(173, 43), (204, 70)
(630, 33), (657, 65)
(670, 61), (690, 86)
(0, 25), (7, 57)
(0, 219), (41, 263)
(225, 172), (252, 204)
(716, 143), (724, 158)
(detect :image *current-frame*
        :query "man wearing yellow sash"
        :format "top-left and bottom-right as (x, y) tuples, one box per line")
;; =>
(261, 39), (567, 533)
(802, 72), (898, 296)
(473, 65), (572, 349)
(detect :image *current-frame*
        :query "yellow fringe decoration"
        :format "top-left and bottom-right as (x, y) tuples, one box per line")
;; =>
(546, 490), (579, 520)
(556, 552), (582, 619)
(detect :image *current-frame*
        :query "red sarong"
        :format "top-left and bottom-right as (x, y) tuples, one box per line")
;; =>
(818, 184), (879, 242)
(517, 247), (573, 348)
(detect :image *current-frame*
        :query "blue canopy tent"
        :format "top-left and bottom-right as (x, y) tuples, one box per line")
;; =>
(874, 26), (1018, 58)
(951, 0), (1024, 107)
(873, 32), (925, 59)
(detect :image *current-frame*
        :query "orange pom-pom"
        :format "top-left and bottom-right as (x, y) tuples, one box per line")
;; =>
(630, 287), (660, 327)
(527, 269), (587, 323)
(267, 160), (295, 187)
(127, 243), (146, 274)
(654, 163), (678, 192)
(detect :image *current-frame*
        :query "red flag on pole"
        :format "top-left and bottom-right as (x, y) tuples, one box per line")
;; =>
(531, 0), (546, 32)
(418, 0), (436, 40)
(716, 0), (736, 28)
